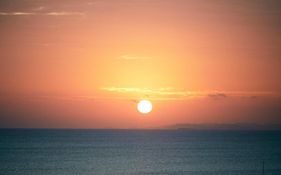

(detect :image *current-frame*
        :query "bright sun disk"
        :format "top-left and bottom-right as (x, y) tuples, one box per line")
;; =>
(137, 100), (153, 114)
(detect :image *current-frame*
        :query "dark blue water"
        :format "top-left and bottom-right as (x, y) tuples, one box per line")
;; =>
(0, 129), (281, 175)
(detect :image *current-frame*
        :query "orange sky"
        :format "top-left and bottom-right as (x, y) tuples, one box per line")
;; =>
(0, 0), (281, 128)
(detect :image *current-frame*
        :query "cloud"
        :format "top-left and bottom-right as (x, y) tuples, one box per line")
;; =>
(208, 93), (227, 99)
(0, 11), (85, 16)
(0, 12), (35, 16)
(45, 12), (85, 16)
(101, 87), (281, 101)
(101, 87), (203, 100)
(118, 55), (151, 60)
(101, 87), (193, 96)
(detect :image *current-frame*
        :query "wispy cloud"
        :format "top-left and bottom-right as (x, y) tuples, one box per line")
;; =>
(102, 87), (194, 96)
(101, 87), (281, 101)
(0, 11), (85, 16)
(118, 55), (151, 60)
(45, 12), (85, 16)
(0, 12), (35, 16)
(3, 89), (279, 103)
(208, 93), (227, 99)
(102, 87), (205, 100)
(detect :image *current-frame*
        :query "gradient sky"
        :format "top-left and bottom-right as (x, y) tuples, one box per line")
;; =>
(0, 0), (281, 128)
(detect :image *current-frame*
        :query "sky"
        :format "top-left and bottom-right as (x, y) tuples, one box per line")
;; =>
(0, 0), (281, 128)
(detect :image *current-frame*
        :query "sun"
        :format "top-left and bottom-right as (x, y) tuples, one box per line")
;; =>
(137, 99), (153, 114)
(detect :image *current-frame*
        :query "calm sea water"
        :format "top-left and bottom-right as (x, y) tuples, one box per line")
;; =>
(0, 129), (281, 175)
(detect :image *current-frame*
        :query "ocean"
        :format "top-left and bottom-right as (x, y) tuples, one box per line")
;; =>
(0, 129), (280, 175)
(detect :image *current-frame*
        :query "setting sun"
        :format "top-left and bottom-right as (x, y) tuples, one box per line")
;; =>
(137, 100), (153, 114)
(1, 1), (281, 174)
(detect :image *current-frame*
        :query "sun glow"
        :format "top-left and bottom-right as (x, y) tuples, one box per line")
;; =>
(137, 100), (153, 114)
